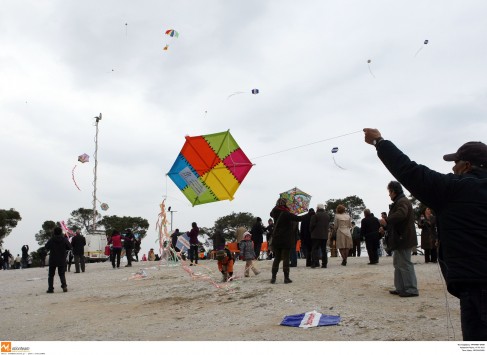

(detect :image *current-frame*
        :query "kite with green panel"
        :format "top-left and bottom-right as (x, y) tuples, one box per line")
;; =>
(167, 130), (254, 206)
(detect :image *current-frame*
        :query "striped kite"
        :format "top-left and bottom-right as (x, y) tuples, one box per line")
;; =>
(167, 130), (254, 206)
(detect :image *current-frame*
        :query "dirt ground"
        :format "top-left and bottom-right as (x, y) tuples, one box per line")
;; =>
(1, 254), (462, 343)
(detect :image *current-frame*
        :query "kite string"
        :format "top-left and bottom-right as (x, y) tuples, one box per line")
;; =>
(251, 130), (362, 160)
(72, 165), (81, 191)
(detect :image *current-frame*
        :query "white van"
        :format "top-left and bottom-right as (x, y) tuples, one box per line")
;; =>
(84, 230), (109, 262)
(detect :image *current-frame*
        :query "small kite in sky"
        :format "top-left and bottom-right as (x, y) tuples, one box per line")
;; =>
(331, 147), (346, 170)
(367, 59), (375, 78)
(167, 130), (254, 206)
(163, 29), (179, 51)
(100, 203), (109, 211)
(165, 29), (179, 37)
(414, 39), (429, 57)
(227, 89), (260, 99)
(78, 153), (89, 163)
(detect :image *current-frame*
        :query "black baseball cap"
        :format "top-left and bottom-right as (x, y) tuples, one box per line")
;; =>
(443, 142), (487, 168)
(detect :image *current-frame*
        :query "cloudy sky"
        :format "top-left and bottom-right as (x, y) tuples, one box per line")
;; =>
(2, 0), (487, 256)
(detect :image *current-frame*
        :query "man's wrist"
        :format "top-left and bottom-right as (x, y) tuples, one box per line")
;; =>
(373, 137), (384, 147)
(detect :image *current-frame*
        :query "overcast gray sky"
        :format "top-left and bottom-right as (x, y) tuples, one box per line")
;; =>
(2, 0), (487, 256)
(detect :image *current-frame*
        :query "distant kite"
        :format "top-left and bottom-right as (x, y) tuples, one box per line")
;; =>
(331, 147), (346, 170)
(165, 29), (179, 37)
(227, 89), (260, 99)
(367, 59), (375, 78)
(163, 29), (179, 51)
(100, 203), (109, 211)
(78, 153), (89, 163)
(414, 39), (429, 57)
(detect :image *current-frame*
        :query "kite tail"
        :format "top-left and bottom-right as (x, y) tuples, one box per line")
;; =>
(333, 156), (346, 170)
(72, 165), (81, 191)
(227, 92), (246, 100)
(368, 63), (375, 78)
(414, 46), (424, 57)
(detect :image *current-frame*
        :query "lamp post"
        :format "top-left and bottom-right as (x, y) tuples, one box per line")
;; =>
(92, 113), (102, 231)
(168, 206), (177, 232)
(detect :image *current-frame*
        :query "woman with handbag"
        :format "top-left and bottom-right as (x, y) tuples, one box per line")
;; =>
(269, 198), (305, 284)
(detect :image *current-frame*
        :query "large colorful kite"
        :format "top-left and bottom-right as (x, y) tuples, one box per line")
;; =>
(167, 130), (254, 206)
(279, 187), (312, 215)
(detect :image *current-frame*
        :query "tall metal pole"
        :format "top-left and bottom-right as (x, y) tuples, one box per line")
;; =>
(92, 113), (102, 231)
(168, 207), (177, 231)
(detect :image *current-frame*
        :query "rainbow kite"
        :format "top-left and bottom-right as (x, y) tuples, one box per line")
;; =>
(167, 130), (254, 206)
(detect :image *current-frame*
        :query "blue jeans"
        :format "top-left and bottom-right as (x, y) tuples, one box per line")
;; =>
(460, 287), (487, 340)
(393, 248), (418, 295)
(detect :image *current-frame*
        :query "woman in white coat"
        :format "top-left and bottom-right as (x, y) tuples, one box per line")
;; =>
(334, 204), (353, 266)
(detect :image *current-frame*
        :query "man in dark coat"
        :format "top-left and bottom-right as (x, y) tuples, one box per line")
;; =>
(269, 198), (304, 284)
(133, 236), (141, 262)
(250, 217), (265, 260)
(350, 221), (362, 257)
(71, 231), (86, 273)
(309, 204), (330, 268)
(385, 181), (419, 297)
(123, 229), (135, 267)
(21, 245), (29, 268)
(364, 128), (487, 340)
(300, 208), (315, 266)
(45, 227), (72, 293)
(360, 209), (381, 264)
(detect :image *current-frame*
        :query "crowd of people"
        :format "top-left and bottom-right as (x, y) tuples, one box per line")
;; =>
(2, 131), (486, 340)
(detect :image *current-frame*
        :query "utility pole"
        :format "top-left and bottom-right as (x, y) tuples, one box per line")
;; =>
(92, 113), (102, 231)
(168, 206), (177, 231)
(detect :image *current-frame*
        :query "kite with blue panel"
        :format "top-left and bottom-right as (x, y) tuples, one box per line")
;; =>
(167, 130), (254, 206)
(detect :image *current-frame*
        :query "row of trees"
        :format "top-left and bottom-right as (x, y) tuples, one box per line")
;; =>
(0, 209), (22, 248)
(34, 208), (150, 245)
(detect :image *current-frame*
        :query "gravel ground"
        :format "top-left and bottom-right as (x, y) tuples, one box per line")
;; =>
(1, 254), (462, 343)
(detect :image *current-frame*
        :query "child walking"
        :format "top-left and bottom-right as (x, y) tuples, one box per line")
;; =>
(239, 232), (260, 277)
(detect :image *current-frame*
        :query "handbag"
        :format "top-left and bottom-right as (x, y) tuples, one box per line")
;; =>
(268, 212), (284, 251)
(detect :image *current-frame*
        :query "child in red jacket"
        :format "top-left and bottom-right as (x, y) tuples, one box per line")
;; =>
(217, 247), (234, 282)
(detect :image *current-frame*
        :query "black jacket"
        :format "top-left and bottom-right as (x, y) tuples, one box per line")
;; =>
(310, 209), (330, 240)
(71, 234), (86, 256)
(46, 235), (72, 265)
(250, 222), (265, 244)
(360, 215), (381, 240)
(270, 207), (304, 249)
(387, 193), (418, 250)
(377, 140), (487, 297)
(123, 233), (134, 249)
